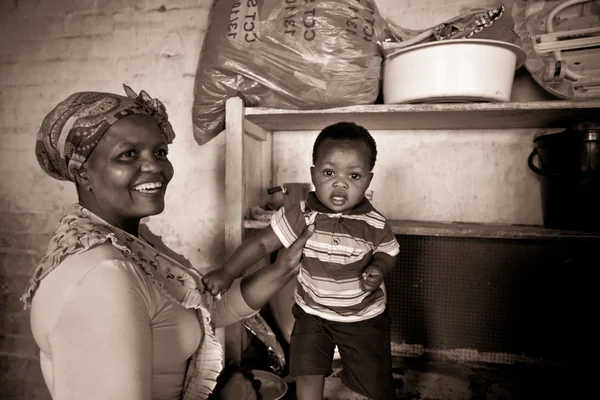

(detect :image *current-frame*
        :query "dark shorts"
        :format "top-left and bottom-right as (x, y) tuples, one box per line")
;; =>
(289, 304), (394, 400)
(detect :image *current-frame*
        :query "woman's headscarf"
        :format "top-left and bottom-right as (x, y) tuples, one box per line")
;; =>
(35, 84), (176, 182)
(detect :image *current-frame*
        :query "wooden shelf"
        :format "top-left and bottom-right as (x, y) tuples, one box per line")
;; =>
(244, 219), (271, 230)
(244, 219), (600, 240)
(225, 97), (600, 363)
(245, 100), (600, 131)
(387, 220), (600, 240)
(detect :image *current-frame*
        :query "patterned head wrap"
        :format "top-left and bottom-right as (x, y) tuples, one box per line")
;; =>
(35, 84), (176, 182)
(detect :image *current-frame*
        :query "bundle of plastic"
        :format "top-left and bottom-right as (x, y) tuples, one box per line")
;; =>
(381, 5), (517, 57)
(191, 0), (388, 146)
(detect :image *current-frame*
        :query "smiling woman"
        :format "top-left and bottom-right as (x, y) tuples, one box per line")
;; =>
(21, 85), (314, 400)
(76, 113), (174, 236)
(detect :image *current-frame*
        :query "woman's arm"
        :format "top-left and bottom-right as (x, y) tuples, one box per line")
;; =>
(211, 224), (314, 327)
(221, 225), (283, 279)
(203, 226), (284, 296)
(240, 223), (313, 309)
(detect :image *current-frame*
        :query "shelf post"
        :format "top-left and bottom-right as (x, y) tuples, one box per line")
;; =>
(225, 97), (245, 259)
(223, 96), (246, 363)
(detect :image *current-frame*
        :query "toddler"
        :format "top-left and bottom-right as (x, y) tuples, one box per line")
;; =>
(203, 121), (399, 399)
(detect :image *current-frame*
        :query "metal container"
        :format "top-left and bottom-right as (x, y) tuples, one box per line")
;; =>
(528, 122), (600, 231)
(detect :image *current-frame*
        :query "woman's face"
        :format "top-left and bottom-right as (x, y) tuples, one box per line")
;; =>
(79, 114), (174, 230)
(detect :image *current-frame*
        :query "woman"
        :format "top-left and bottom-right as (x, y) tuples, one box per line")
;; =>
(21, 85), (314, 400)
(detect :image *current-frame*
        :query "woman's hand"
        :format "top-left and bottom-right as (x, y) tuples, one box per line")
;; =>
(273, 224), (315, 272)
(239, 224), (314, 310)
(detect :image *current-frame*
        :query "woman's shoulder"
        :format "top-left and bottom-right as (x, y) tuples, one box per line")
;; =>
(31, 243), (144, 308)
(30, 243), (155, 352)
(74, 241), (128, 264)
(35, 242), (151, 297)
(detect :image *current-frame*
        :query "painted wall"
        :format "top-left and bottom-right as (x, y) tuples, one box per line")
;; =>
(273, 128), (543, 225)
(0, 1), (217, 398)
(0, 0), (547, 398)
(273, 0), (547, 225)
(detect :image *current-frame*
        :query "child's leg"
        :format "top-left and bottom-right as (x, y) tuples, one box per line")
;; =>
(289, 304), (335, 400)
(296, 375), (325, 400)
(333, 309), (395, 400)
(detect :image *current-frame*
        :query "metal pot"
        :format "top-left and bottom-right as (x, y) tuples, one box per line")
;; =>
(528, 122), (600, 231)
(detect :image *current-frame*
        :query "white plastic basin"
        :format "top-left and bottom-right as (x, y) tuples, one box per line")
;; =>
(382, 38), (527, 103)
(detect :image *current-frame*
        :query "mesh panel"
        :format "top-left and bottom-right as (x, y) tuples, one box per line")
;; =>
(386, 234), (595, 365)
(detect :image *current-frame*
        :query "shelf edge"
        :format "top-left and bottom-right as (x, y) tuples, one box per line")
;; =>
(244, 100), (600, 116)
(244, 219), (600, 240)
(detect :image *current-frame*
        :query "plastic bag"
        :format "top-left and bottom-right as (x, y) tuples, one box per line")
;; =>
(192, 0), (388, 146)
(512, 0), (600, 99)
(243, 313), (286, 374)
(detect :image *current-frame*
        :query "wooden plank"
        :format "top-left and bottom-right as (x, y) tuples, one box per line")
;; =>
(244, 100), (600, 131)
(389, 220), (600, 240)
(244, 219), (270, 230)
(244, 119), (268, 142)
(223, 96), (245, 364)
(243, 123), (272, 220)
(244, 219), (600, 240)
(261, 129), (273, 207)
(244, 134), (265, 219)
(225, 96), (245, 257)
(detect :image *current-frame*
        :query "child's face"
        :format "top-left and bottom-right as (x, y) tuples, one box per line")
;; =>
(311, 139), (373, 213)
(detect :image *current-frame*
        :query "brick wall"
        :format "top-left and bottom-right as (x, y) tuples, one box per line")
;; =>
(0, 1), (217, 398)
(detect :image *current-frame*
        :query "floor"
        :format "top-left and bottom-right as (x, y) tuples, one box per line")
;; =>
(242, 312), (578, 400)
(273, 357), (576, 400)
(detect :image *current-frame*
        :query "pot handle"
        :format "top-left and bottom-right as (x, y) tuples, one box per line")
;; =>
(528, 148), (598, 177)
(267, 186), (284, 195)
(528, 148), (549, 176)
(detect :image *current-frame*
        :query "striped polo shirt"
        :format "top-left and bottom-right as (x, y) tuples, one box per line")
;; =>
(271, 192), (400, 322)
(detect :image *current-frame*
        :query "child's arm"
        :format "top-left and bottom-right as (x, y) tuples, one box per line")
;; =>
(361, 252), (398, 292)
(361, 218), (400, 292)
(223, 225), (283, 278)
(202, 226), (283, 296)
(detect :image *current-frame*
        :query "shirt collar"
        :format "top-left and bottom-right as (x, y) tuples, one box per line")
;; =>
(305, 191), (373, 215)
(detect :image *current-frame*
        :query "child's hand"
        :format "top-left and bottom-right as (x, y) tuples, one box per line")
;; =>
(361, 265), (384, 292)
(202, 269), (235, 296)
